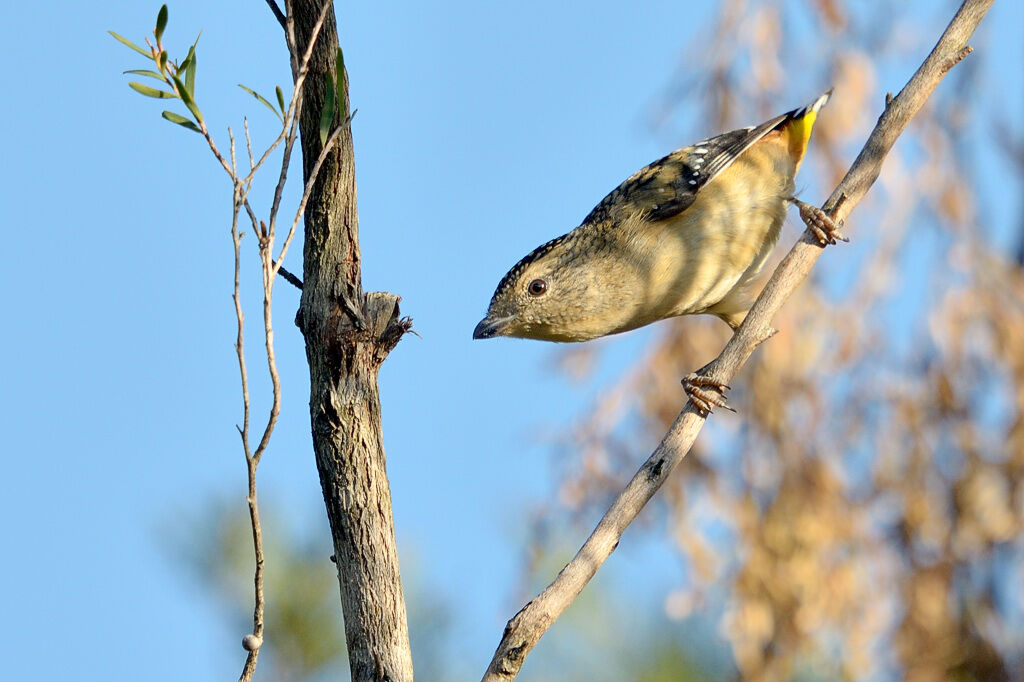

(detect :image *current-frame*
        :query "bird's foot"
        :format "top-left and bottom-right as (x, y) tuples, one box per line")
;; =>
(790, 197), (848, 246)
(682, 373), (734, 416)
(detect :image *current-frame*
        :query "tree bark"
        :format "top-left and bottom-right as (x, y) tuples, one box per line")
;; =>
(290, 1), (414, 680)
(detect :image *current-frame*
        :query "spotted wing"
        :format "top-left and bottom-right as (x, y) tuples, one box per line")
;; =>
(581, 113), (789, 226)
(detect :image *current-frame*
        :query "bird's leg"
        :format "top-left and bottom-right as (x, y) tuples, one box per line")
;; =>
(789, 197), (848, 246)
(682, 366), (734, 416)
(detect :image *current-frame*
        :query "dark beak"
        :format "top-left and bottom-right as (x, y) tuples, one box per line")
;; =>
(473, 314), (512, 340)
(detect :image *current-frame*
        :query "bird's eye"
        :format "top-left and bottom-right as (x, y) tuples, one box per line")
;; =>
(527, 278), (548, 296)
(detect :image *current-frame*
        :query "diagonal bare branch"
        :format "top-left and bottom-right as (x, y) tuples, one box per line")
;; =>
(481, 1), (993, 679)
(273, 116), (349, 278)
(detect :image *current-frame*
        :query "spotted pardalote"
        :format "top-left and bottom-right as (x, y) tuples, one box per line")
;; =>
(473, 91), (843, 412)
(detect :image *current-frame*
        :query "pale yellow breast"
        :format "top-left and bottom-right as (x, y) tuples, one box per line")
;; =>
(619, 134), (797, 326)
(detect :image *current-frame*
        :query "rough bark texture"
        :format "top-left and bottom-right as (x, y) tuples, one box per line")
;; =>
(482, 0), (993, 679)
(291, 1), (414, 680)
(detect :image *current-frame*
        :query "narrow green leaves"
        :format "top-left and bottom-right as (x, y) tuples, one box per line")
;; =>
(319, 72), (336, 146)
(184, 52), (197, 98)
(162, 110), (201, 133)
(114, 14), (205, 136)
(180, 33), (200, 95)
(238, 84), (284, 123)
(315, 47), (349, 147)
(275, 86), (286, 116)
(179, 46), (195, 73)
(123, 69), (164, 81)
(155, 5), (169, 43)
(173, 75), (203, 123)
(335, 47), (347, 101)
(129, 81), (175, 98)
(109, 31), (152, 58)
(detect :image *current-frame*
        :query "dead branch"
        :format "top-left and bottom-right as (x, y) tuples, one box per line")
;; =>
(482, 1), (993, 679)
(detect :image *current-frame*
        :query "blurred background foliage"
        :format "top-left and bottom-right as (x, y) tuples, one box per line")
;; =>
(180, 1), (1022, 679)
(175, 504), (723, 681)
(546, 0), (1024, 680)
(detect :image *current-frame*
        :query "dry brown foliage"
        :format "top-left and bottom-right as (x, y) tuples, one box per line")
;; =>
(542, 2), (1023, 679)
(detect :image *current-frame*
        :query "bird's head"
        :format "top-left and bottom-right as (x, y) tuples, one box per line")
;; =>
(473, 230), (633, 343)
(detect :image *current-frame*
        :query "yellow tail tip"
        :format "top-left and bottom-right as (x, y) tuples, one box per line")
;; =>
(786, 89), (832, 164)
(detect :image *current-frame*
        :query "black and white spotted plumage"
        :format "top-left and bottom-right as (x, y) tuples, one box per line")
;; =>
(581, 108), (803, 227)
(473, 91), (835, 343)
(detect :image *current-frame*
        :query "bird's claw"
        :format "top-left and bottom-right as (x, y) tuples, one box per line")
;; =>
(790, 197), (848, 246)
(682, 373), (734, 416)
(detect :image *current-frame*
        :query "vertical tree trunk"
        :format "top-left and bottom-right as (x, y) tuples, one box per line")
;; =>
(290, 1), (414, 679)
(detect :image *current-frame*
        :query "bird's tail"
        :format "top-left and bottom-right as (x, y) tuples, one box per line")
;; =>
(781, 89), (832, 169)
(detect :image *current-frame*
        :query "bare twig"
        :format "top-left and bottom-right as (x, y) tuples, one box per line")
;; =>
(231, 169), (264, 679)
(241, 196), (303, 289)
(120, 6), (338, 680)
(266, 0), (332, 242)
(275, 263), (304, 289)
(273, 119), (347, 277)
(285, 0), (298, 77)
(239, 448), (266, 678)
(263, 0), (287, 31)
(481, 1), (993, 679)
(232, 4), (332, 678)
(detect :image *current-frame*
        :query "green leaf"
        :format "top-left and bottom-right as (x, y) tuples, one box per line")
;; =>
(123, 69), (165, 81)
(129, 81), (176, 98)
(185, 53), (197, 99)
(183, 33), (200, 94)
(237, 84), (283, 122)
(172, 75), (203, 123)
(335, 47), (347, 111)
(158, 51), (168, 73)
(179, 45), (195, 75)
(275, 86), (286, 114)
(162, 110), (201, 133)
(319, 72), (336, 147)
(155, 5), (168, 43)
(109, 31), (152, 58)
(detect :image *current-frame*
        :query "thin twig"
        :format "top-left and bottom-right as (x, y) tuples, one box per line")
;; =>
(239, 452), (265, 680)
(481, 1), (993, 679)
(294, 0), (333, 85)
(240, 197), (302, 289)
(134, 6), (334, 679)
(243, 118), (257, 177)
(263, 0), (287, 31)
(273, 119), (347, 277)
(250, 3), (331, 468)
(275, 263), (304, 290)
(233, 4), (332, 677)
(285, 0), (298, 78)
(251, 218), (283, 465)
(238, 0), (333, 194)
(200, 122), (234, 178)
(265, 0), (333, 241)
(231, 169), (263, 680)
(242, 198), (262, 237)
(265, 107), (302, 243)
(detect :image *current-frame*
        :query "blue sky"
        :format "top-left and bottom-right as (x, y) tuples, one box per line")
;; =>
(1, 1), (1020, 680)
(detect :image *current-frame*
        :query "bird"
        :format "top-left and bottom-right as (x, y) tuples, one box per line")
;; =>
(473, 91), (843, 413)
